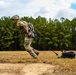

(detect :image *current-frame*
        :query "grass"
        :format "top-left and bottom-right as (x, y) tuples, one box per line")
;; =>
(0, 51), (76, 75)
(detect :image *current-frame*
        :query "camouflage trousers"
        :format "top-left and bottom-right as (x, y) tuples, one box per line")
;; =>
(24, 37), (39, 59)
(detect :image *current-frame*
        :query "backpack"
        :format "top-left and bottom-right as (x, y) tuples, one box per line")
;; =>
(53, 51), (76, 58)
(61, 52), (75, 58)
(28, 22), (35, 38)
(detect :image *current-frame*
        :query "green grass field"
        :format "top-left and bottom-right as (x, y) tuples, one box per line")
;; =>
(0, 51), (76, 75)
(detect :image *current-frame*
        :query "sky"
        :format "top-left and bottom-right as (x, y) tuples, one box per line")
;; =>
(0, 0), (76, 20)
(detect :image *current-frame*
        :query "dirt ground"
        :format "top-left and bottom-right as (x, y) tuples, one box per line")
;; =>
(0, 51), (56, 75)
(0, 63), (55, 75)
(0, 51), (76, 75)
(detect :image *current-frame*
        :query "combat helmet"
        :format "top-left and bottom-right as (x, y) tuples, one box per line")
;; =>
(11, 15), (19, 20)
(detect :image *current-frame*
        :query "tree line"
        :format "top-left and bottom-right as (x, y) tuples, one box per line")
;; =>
(0, 16), (76, 51)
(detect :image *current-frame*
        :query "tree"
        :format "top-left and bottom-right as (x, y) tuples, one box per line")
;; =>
(71, 18), (76, 49)
(0, 17), (14, 50)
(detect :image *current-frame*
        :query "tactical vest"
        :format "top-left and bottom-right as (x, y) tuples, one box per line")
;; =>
(28, 22), (35, 38)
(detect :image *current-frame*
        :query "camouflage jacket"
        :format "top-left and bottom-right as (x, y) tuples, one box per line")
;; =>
(17, 20), (34, 37)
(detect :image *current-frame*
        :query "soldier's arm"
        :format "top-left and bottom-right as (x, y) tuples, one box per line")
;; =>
(24, 25), (29, 34)
(17, 21), (29, 34)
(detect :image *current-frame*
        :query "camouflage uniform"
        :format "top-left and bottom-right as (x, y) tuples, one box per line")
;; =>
(11, 15), (39, 59)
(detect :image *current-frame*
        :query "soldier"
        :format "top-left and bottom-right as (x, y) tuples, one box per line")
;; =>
(11, 15), (39, 59)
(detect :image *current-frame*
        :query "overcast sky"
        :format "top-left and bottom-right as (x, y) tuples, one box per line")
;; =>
(0, 0), (76, 20)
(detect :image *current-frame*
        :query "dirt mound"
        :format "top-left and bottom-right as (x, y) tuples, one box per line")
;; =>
(0, 63), (55, 75)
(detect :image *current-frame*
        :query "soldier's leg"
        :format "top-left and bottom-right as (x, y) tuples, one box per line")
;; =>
(24, 37), (38, 59)
(28, 38), (39, 56)
(32, 49), (39, 56)
(26, 46), (38, 59)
